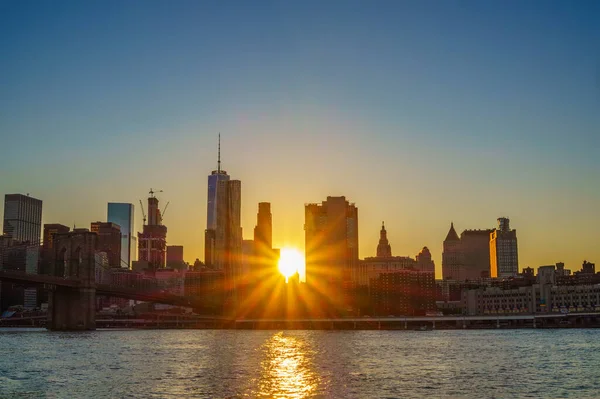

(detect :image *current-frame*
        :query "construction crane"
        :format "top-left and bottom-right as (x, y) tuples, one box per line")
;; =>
(149, 188), (163, 198)
(160, 201), (170, 220)
(139, 199), (147, 225)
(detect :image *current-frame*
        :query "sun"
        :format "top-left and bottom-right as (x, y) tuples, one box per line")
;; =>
(278, 248), (304, 279)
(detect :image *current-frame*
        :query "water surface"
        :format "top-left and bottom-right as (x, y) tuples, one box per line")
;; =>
(1, 329), (599, 398)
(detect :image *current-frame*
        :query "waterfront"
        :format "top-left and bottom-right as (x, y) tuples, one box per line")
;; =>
(1, 329), (599, 398)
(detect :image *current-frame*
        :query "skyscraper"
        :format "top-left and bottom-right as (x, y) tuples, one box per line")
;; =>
(304, 196), (358, 311)
(254, 202), (272, 250)
(107, 203), (136, 269)
(490, 217), (519, 278)
(461, 229), (494, 279)
(253, 202), (278, 282)
(214, 179), (242, 310)
(3, 194), (42, 243)
(442, 223), (461, 280)
(205, 134), (230, 266)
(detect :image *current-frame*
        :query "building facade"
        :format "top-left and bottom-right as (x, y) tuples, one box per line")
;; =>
(490, 217), (519, 278)
(305, 196), (358, 285)
(3, 194), (42, 244)
(215, 179), (242, 309)
(442, 223), (461, 280)
(107, 203), (136, 269)
(461, 229), (494, 280)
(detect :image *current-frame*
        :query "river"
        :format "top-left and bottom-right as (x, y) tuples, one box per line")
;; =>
(1, 329), (599, 398)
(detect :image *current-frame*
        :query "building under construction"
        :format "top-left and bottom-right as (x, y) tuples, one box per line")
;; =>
(137, 190), (168, 270)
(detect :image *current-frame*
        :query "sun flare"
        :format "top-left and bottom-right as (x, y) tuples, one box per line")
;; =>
(278, 248), (304, 279)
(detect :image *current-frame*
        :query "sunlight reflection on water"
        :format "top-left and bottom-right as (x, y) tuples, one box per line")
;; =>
(258, 332), (317, 398)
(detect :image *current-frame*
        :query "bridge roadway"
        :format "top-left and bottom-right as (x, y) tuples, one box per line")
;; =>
(0, 270), (199, 308)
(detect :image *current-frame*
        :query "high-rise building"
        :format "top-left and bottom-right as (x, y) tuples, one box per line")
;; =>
(376, 222), (392, 258)
(461, 229), (494, 280)
(254, 202), (272, 251)
(3, 194), (42, 244)
(107, 203), (136, 269)
(442, 223), (461, 280)
(138, 193), (167, 270)
(205, 135), (230, 266)
(253, 202), (277, 281)
(490, 217), (519, 278)
(91, 222), (122, 268)
(305, 196), (358, 310)
(166, 245), (186, 270)
(214, 179), (242, 305)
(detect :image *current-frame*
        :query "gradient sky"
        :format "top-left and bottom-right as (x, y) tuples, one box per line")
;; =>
(1, 0), (599, 278)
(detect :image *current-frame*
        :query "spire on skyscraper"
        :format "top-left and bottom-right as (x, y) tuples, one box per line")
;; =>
(217, 133), (221, 174)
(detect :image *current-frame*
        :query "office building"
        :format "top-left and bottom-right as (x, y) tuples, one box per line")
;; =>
(416, 247), (435, 273)
(461, 229), (494, 280)
(369, 270), (436, 316)
(3, 194), (42, 243)
(442, 223), (461, 280)
(205, 135), (230, 266)
(215, 180), (242, 288)
(0, 241), (39, 310)
(305, 196), (358, 310)
(253, 202), (277, 281)
(490, 217), (519, 278)
(166, 245), (186, 270)
(107, 203), (136, 269)
(91, 222), (122, 268)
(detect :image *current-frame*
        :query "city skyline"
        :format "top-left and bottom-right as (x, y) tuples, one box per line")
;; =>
(1, 2), (599, 277)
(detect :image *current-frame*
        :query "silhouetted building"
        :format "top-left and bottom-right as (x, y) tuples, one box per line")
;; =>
(490, 217), (519, 278)
(205, 135), (230, 267)
(252, 202), (278, 284)
(138, 193), (167, 270)
(442, 223), (461, 280)
(91, 222), (122, 268)
(107, 203), (136, 268)
(3, 194), (42, 243)
(166, 245), (186, 270)
(580, 260), (595, 275)
(416, 247), (435, 273)
(215, 179), (242, 311)
(461, 229), (494, 280)
(0, 241), (39, 310)
(305, 196), (358, 313)
(376, 222), (392, 258)
(254, 202), (272, 250)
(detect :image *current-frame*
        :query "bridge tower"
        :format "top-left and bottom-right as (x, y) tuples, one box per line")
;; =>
(48, 230), (97, 330)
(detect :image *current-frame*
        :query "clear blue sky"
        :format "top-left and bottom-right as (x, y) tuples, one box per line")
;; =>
(1, 0), (599, 276)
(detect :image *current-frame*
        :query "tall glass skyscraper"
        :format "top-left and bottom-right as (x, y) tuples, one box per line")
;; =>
(205, 134), (229, 267)
(107, 203), (135, 268)
(3, 194), (42, 243)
